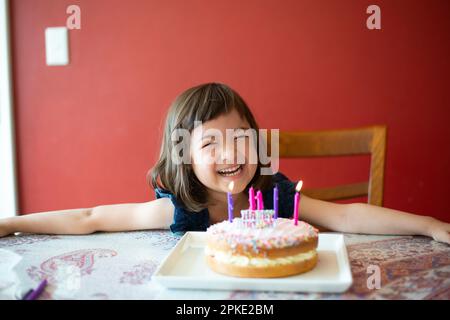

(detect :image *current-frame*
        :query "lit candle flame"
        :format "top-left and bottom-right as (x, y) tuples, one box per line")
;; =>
(228, 181), (235, 192)
(295, 180), (303, 192)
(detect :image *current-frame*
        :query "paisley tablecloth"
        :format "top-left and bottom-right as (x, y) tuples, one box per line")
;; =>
(0, 230), (449, 300)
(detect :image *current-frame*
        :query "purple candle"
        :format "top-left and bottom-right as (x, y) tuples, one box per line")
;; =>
(228, 182), (234, 222)
(274, 184), (279, 219)
(256, 190), (264, 210)
(293, 181), (303, 225)
(249, 186), (256, 210)
(25, 279), (47, 300)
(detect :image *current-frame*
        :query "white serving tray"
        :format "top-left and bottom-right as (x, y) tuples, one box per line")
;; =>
(153, 232), (353, 293)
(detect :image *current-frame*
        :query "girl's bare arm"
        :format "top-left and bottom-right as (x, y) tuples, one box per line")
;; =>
(0, 198), (174, 237)
(300, 194), (450, 244)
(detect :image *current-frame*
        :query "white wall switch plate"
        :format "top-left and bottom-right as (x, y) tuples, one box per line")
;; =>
(45, 27), (69, 66)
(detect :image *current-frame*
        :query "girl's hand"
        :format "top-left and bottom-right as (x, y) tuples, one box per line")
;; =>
(427, 218), (450, 244)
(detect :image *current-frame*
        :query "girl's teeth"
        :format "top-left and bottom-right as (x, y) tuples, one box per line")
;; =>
(218, 165), (239, 173)
(218, 165), (242, 176)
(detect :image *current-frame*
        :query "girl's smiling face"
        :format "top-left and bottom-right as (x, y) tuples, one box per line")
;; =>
(190, 108), (257, 196)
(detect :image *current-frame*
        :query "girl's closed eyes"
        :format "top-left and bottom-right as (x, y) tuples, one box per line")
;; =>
(201, 130), (248, 149)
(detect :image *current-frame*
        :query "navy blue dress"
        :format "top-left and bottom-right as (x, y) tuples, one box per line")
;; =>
(155, 172), (297, 235)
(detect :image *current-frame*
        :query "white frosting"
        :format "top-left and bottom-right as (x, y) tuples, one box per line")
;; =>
(206, 217), (318, 250)
(206, 247), (317, 267)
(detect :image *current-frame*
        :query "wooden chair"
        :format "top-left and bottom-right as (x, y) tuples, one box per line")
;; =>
(269, 125), (387, 206)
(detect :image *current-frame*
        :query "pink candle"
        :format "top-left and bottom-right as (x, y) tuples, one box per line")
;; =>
(293, 181), (303, 226)
(256, 190), (264, 210)
(249, 186), (256, 210)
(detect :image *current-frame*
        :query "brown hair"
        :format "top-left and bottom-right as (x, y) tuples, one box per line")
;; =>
(149, 82), (272, 212)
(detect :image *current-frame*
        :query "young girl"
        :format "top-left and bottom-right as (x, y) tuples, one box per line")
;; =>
(0, 83), (449, 244)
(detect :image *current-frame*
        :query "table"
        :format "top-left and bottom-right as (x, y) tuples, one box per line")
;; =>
(0, 230), (449, 300)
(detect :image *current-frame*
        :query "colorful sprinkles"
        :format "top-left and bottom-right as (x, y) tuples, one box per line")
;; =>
(207, 213), (319, 253)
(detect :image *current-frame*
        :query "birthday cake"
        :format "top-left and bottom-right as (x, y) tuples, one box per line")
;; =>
(205, 209), (319, 278)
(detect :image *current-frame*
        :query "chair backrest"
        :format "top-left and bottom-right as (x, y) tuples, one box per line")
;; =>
(269, 125), (387, 206)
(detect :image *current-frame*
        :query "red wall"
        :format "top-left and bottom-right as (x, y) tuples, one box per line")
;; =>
(11, 0), (450, 222)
